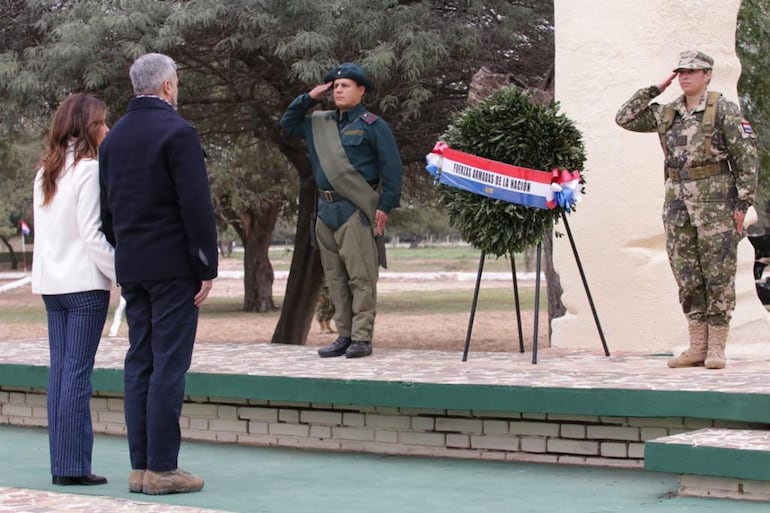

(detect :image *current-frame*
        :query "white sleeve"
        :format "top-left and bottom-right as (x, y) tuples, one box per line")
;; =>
(74, 159), (116, 282)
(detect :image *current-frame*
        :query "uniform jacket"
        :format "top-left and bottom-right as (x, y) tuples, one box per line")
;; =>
(280, 93), (402, 229)
(616, 86), (758, 230)
(99, 96), (218, 283)
(32, 148), (116, 294)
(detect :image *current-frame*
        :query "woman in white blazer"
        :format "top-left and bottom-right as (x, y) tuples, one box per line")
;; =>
(32, 93), (115, 486)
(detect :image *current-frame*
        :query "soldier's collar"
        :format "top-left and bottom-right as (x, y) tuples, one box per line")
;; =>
(676, 90), (708, 115)
(335, 102), (366, 122)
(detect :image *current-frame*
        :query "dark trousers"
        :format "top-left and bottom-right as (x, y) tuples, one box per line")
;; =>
(43, 290), (110, 476)
(121, 278), (199, 472)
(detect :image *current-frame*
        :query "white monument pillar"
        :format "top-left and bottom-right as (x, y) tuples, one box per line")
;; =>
(551, 0), (769, 355)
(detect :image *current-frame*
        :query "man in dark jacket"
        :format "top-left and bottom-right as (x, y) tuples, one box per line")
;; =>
(99, 52), (218, 495)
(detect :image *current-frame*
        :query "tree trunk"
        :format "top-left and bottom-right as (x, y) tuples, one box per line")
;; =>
(241, 201), (281, 312)
(271, 175), (323, 344)
(543, 230), (565, 344)
(537, 64), (567, 345)
(1, 237), (18, 270)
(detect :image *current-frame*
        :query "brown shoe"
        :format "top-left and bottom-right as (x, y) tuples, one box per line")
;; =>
(142, 468), (204, 495)
(128, 469), (145, 493)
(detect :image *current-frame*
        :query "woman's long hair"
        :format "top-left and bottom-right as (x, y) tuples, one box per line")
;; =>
(38, 93), (106, 205)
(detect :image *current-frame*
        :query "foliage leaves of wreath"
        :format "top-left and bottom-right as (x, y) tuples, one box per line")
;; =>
(437, 86), (587, 257)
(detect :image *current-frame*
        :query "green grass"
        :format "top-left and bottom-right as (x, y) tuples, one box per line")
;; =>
(1, 245), (540, 331)
(201, 298), (281, 318)
(202, 287), (543, 317)
(0, 288), (540, 329)
(266, 244), (535, 273)
(378, 288), (540, 315)
(0, 304), (45, 324)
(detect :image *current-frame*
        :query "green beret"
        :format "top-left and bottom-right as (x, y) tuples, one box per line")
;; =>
(324, 62), (374, 91)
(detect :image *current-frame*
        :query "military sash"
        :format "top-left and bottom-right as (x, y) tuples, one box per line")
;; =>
(310, 111), (387, 267)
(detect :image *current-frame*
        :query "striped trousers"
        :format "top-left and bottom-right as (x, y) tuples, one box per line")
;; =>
(43, 290), (110, 476)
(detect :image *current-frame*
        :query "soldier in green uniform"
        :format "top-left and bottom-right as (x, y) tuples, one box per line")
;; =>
(616, 50), (758, 369)
(280, 63), (402, 358)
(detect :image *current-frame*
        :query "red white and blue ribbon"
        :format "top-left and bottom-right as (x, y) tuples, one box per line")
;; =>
(425, 142), (582, 211)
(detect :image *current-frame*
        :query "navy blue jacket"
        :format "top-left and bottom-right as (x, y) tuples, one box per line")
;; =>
(99, 97), (218, 284)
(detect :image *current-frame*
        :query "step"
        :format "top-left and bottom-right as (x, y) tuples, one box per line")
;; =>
(645, 428), (770, 501)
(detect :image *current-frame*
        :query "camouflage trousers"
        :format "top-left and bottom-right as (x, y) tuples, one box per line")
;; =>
(315, 286), (335, 322)
(664, 218), (740, 326)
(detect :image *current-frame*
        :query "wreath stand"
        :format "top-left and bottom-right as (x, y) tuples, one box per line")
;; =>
(461, 212), (610, 364)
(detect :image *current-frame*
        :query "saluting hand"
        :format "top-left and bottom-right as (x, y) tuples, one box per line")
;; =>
(309, 82), (333, 100)
(656, 72), (678, 93)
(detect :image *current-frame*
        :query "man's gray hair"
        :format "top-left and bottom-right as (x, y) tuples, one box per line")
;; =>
(129, 53), (177, 95)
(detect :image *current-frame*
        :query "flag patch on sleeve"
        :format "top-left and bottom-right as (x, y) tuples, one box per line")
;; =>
(741, 119), (754, 135)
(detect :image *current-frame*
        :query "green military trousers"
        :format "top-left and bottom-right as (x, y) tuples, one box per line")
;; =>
(316, 211), (379, 342)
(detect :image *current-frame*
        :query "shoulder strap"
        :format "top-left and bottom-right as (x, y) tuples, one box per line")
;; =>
(702, 91), (721, 156)
(310, 111), (379, 223)
(360, 111), (378, 125)
(656, 92), (722, 164)
(657, 105), (676, 136)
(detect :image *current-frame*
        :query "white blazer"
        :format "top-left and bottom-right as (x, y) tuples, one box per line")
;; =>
(31, 149), (116, 294)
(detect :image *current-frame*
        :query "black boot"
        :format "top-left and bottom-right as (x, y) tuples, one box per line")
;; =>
(318, 337), (351, 358)
(345, 340), (372, 358)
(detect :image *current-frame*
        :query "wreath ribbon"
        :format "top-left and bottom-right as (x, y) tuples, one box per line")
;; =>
(425, 142), (582, 211)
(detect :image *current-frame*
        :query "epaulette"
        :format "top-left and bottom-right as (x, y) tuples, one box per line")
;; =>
(360, 111), (378, 125)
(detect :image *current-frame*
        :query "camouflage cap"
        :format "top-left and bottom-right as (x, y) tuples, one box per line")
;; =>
(673, 50), (714, 72)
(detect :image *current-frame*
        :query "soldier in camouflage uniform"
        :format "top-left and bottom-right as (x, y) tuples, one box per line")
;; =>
(316, 284), (336, 333)
(615, 50), (758, 369)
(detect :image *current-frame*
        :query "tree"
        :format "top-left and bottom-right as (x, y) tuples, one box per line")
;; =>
(208, 136), (298, 311)
(737, 0), (770, 232)
(0, 128), (41, 267)
(0, 0), (49, 264)
(388, 206), (458, 247)
(3, 0), (554, 343)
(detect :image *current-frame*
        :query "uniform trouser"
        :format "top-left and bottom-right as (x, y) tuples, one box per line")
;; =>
(43, 290), (110, 476)
(316, 212), (379, 342)
(121, 278), (199, 472)
(664, 218), (740, 326)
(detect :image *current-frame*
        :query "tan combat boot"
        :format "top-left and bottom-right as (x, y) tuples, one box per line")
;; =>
(704, 325), (728, 369)
(667, 321), (708, 368)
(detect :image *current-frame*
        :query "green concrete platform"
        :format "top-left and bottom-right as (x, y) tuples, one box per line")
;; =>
(4, 362), (770, 424)
(646, 429), (770, 482)
(4, 425), (770, 513)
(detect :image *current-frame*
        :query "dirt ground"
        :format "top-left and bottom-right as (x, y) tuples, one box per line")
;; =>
(0, 258), (550, 353)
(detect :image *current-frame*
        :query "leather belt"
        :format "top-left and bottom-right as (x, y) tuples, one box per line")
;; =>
(319, 189), (342, 202)
(666, 161), (730, 182)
